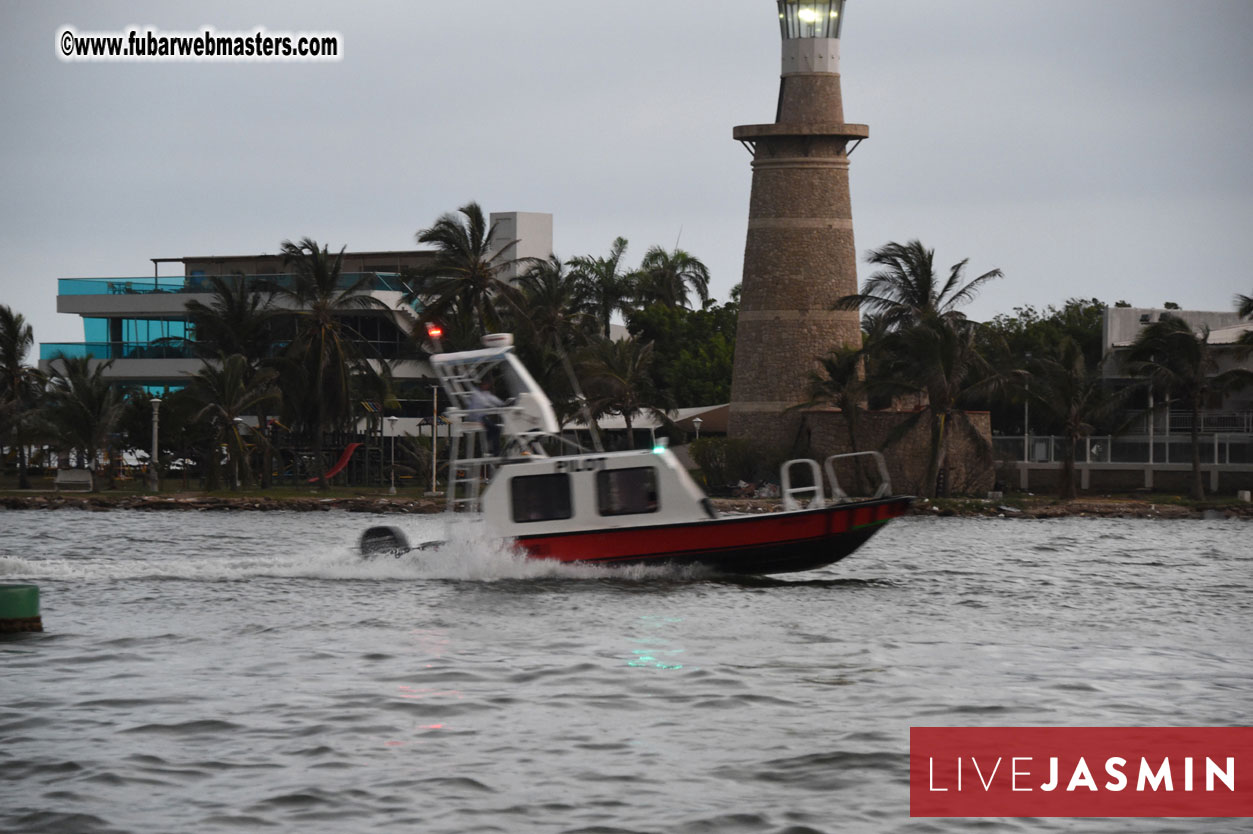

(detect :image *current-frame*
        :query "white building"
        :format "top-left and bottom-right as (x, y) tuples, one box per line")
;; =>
(1102, 306), (1253, 426)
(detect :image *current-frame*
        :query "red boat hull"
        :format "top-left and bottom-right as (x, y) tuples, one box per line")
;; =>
(514, 496), (912, 575)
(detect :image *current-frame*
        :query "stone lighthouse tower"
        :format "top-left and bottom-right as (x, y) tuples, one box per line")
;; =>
(728, 0), (868, 447)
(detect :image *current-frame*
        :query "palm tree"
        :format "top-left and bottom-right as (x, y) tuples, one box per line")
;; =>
(797, 345), (872, 493)
(1237, 292), (1253, 348)
(835, 241), (1005, 497)
(1026, 337), (1122, 500)
(187, 354), (279, 490)
(184, 274), (276, 362)
(511, 254), (595, 351)
(1237, 292), (1253, 319)
(579, 339), (670, 450)
(570, 237), (638, 339)
(507, 255), (595, 426)
(876, 315), (1004, 497)
(1128, 314), (1253, 500)
(42, 355), (127, 490)
(277, 237), (385, 490)
(1, 305), (40, 489)
(834, 240), (1003, 330)
(635, 246), (710, 310)
(403, 202), (522, 335)
(185, 274), (280, 486)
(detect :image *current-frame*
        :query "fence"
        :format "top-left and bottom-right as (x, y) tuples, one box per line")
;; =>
(993, 433), (1253, 466)
(1117, 410), (1253, 435)
(993, 432), (1253, 493)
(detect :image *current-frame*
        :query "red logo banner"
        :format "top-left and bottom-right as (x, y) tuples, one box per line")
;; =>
(910, 727), (1253, 818)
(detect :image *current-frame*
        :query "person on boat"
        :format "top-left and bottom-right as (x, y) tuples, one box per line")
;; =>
(468, 378), (505, 455)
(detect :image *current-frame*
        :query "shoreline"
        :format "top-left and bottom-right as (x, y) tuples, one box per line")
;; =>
(1, 492), (1249, 519)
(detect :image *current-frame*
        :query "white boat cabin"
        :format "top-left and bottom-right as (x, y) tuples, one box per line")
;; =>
(429, 334), (715, 535)
(481, 447), (716, 538)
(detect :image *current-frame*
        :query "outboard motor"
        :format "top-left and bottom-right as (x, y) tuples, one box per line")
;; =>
(359, 525), (411, 559)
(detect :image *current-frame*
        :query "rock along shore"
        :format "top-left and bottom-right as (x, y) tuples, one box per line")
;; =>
(0, 493), (1248, 519)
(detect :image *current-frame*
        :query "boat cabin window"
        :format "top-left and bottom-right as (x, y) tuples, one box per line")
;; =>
(511, 473), (573, 523)
(597, 467), (659, 517)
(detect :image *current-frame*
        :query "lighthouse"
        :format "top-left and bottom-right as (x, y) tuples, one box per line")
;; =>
(727, 0), (868, 447)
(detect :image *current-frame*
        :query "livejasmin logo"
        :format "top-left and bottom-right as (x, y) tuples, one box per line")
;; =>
(909, 727), (1253, 818)
(927, 752), (1234, 793)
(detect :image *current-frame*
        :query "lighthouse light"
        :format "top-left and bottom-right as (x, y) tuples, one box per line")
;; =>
(778, 0), (845, 40)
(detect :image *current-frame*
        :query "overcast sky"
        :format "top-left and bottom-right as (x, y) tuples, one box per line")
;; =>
(3, 0), (1251, 347)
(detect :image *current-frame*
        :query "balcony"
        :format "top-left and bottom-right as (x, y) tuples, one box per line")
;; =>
(57, 272), (409, 297)
(40, 341), (197, 361)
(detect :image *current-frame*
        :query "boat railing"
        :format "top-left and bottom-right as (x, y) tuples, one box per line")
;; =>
(781, 451), (892, 511)
(444, 404), (576, 514)
(824, 451), (892, 503)
(781, 459), (825, 511)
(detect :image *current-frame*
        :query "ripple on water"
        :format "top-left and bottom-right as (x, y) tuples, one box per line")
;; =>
(0, 512), (1248, 834)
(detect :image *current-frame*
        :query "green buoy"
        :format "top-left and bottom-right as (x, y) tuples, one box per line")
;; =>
(0, 584), (42, 633)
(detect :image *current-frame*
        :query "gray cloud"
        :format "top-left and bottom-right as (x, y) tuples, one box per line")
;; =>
(2, 0), (1250, 346)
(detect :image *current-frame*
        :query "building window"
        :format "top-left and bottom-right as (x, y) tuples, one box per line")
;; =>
(597, 467), (659, 517)
(511, 474), (573, 523)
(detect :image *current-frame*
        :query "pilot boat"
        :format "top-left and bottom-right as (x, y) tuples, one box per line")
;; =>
(360, 335), (911, 575)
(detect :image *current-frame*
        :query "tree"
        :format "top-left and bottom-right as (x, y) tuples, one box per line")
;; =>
(634, 246), (710, 310)
(404, 202), (522, 335)
(798, 345), (872, 493)
(1237, 293), (1253, 348)
(184, 274), (277, 362)
(579, 339), (670, 450)
(834, 239), (1003, 330)
(873, 315), (1005, 498)
(983, 298), (1106, 371)
(1025, 337), (1123, 500)
(511, 254), (595, 353)
(42, 355), (127, 489)
(1, 305), (41, 489)
(277, 237), (385, 490)
(626, 298), (737, 407)
(978, 298), (1108, 435)
(507, 255), (596, 426)
(185, 274), (280, 485)
(836, 241), (1006, 497)
(187, 354), (279, 490)
(570, 237), (638, 339)
(1128, 314), (1253, 499)
(1237, 292), (1253, 319)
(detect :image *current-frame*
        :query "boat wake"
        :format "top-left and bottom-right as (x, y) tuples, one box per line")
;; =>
(0, 522), (708, 585)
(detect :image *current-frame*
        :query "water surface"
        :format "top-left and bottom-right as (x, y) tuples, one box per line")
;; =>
(1, 511), (1248, 833)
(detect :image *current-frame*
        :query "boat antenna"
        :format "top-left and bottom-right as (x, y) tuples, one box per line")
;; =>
(555, 334), (603, 453)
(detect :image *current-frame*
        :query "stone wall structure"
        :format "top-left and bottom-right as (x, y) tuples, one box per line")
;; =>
(728, 1), (867, 450)
(802, 409), (997, 497)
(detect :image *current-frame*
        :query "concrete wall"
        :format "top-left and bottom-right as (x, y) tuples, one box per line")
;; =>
(785, 408), (995, 496)
(1000, 460), (1253, 495)
(489, 212), (554, 281)
(179, 250), (436, 277)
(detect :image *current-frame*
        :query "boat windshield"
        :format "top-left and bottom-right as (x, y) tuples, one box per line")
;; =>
(430, 345), (560, 435)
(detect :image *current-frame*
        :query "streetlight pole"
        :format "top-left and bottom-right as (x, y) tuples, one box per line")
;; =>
(386, 415), (398, 495)
(1022, 352), (1031, 463)
(692, 417), (703, 440)
(148, 397), (161, 492)
(428, 385), (440, 495)
(232, 417), (244, 490)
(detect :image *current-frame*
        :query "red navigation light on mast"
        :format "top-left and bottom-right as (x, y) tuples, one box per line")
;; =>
(425, 322), (444, 352)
